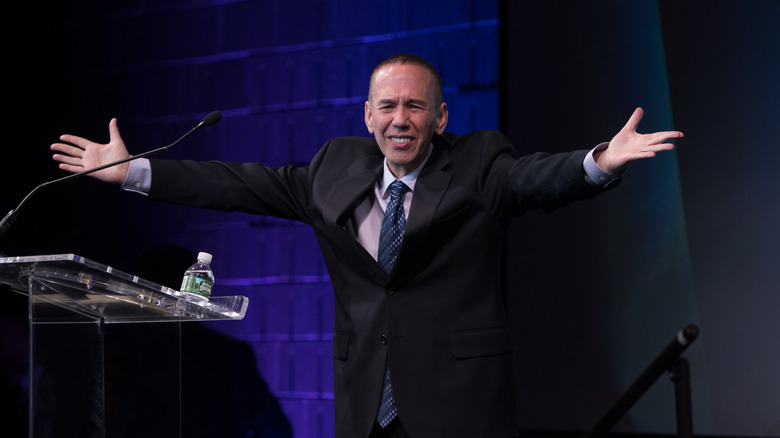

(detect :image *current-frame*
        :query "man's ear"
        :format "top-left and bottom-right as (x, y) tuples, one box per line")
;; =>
(435, 102), (448, 135)
(364, 101), (375, 134)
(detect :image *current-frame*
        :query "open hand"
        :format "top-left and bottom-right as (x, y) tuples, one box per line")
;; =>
(51, 118), (130, 185)
(596, 107), (684, 174)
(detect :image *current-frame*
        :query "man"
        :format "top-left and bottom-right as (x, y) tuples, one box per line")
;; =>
(52, 54), (682, 437)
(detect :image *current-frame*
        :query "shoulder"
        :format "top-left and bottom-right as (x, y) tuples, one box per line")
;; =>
(441, 129), (508, 142)
(325, 135), (380, 149)
(316, 136), (382, 159)
(308, 135), (383, 176)
(436, 130), (516, 162)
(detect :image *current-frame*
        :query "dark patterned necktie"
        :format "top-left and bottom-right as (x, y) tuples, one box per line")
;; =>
(376, 180), (409, 427)
(378, 180), (410, 274)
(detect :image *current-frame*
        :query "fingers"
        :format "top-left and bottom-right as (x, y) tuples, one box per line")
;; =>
(604, 108), (683, 173)
(639, 131), (684, 153)
(624, 107), (684, 142)
(50, 149), (87, 174)
(639, 142), (675, 154)
(56, 135), (93, 152)
(50, 142), (85, 157)
(55, 118), (118, 149)
(648, 130), (684, 141)
(51, 152), (83, 165)
(50, 142), (87, 172)
(51, 132), (93, 171)
(50, 142), (86, 170)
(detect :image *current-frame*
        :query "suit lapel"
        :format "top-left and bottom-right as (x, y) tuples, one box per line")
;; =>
(394, 136), (453, 275)
(316, 153), (388, 276)
(318, 136), (453, 279)
(321, 155), (382, 226)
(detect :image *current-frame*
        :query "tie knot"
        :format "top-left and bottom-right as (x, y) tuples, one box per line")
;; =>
(389, 180), (410, 198)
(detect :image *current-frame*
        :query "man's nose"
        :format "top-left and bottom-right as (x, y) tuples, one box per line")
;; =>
(392, 107), (410, 127)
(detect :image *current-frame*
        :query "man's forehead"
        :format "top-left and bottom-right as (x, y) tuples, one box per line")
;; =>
(370, 63), (434, 100)
(374, 63), (432, 83)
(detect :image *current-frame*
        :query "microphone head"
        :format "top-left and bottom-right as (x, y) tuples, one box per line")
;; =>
(202, 111), (222, 126)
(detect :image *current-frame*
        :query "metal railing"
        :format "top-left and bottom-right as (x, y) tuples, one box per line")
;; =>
(583, 324), (699, 438)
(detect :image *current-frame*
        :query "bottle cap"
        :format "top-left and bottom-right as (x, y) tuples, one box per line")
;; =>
(197, 252), (213, 264)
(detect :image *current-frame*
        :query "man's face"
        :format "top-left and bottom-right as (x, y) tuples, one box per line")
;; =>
(365, 63), (448, 178)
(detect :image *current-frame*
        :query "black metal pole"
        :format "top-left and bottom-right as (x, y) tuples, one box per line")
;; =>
(670, 357), (693, 438)
(582, 324), (699, 438)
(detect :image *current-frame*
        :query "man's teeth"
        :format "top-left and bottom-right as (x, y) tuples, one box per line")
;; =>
(390, 137), (412, 144)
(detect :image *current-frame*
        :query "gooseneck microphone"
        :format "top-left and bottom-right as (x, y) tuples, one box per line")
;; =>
(0, 110), (222, 239)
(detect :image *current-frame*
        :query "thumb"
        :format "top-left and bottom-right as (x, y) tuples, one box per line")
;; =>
(108, 118), (124, 145)
(622, 107), (644, 133)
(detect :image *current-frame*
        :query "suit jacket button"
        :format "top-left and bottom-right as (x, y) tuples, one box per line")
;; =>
(380, 334), (387, 345)
(386, 287), (396, 295)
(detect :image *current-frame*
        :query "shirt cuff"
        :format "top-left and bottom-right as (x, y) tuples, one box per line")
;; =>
(121, 158), (152, 195)
(584, 142), (622, 188)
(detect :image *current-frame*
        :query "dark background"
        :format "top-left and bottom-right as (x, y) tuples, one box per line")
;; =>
(2, 1), (778, 436)
(503, 1), (779, 435)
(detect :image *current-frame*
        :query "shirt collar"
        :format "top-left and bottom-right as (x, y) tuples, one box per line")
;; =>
(379, 144), (434, 198)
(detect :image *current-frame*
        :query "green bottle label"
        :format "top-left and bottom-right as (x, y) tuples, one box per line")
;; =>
(181, 275), (212, 298)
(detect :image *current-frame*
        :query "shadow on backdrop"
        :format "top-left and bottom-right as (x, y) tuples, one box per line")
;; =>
(104, 245), (293, 438)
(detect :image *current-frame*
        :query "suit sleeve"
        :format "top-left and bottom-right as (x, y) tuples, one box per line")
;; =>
(465, 130), (610, 217)
(147, 158), (314, 224)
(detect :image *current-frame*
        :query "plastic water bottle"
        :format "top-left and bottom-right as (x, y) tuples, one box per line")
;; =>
(180, 252), (215, 300)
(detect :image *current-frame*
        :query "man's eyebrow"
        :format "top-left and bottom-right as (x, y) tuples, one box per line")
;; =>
(376, 97), (428, 106)
(405, 98), (428, 106)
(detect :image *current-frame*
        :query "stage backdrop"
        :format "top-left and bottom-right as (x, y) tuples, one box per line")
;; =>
(2, 1), (778, 437)
(502, 1), (779, 436)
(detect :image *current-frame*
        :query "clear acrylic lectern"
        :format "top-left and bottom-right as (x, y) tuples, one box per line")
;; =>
(0, 253), (249, 438)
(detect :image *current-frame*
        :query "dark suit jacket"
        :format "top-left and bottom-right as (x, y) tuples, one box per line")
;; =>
(149, 130), (610, 437)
